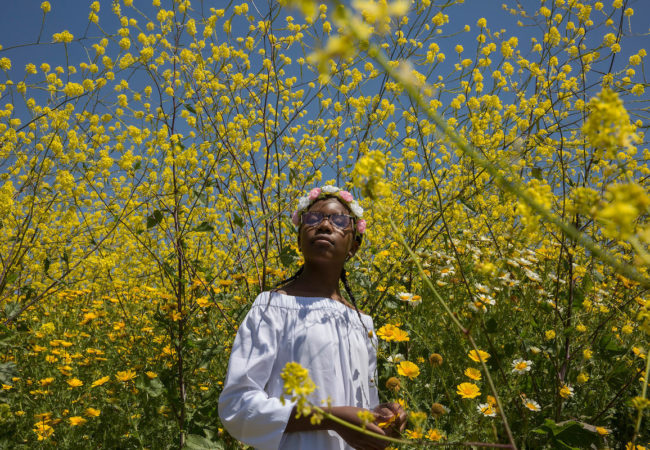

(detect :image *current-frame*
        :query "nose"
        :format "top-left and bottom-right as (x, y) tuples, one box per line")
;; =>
(316, 215), (334, 231)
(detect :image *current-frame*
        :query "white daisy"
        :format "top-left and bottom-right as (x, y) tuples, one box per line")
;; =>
(477, 403), (497, 417)
(522, 398), (541, 412)
(321, 185), (339, 193)
(511, 358), (533, 374)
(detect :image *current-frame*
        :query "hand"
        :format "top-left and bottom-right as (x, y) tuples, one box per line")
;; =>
(372, 402), (407, 437)
(329, 406), (389, 450)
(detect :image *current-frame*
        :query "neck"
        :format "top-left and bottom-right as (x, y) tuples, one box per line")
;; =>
(291, 262), (343, 299)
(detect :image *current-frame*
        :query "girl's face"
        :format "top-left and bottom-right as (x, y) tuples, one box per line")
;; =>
(298, 197), (359, 266)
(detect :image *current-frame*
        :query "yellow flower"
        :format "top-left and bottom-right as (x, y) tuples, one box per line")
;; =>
(377, 324), (409, 342)
(430, 403), (447, 418)
(385, 376), (401, 392)
(40, 377), (54, 386)
(425, 428), (444, 441)
(468, 349), (490, 363)
(68, 416), (87, 426)
(281, 362), (315, 417)
(559, 384), (574, 399)
(33, 422), (54, 441)
(115, 370), (137, 382)
(405, 429), (423, 439)
(577, 373), (590, 384)
(397, 361), (420, 379)
(596, 426), (610, 435)
(545, 330), (556, 340)
(456, 382), (481, 399)
(146, 371), (158, 379)
(85, 408), (101, 417)
(464, 367), (482, 380)
(91, 376), (110, 387)
(41, 1), (51, 13)
(428, 353), (443, 366)
(66, 378), (83, 388)
(583, 349), (593, 360)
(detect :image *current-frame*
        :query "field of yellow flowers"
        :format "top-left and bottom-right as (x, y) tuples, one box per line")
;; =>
(0, 0), (649, 448)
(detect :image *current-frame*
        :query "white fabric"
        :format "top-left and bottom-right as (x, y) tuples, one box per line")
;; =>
(218, 291), (379, 450)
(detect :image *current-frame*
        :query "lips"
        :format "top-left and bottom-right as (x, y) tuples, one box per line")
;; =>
(312, 235), (334, 246)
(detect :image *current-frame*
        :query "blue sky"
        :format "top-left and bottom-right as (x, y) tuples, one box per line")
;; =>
(2, 0), (648, 82)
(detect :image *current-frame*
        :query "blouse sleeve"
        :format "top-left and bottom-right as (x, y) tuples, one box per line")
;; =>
(367, 319), (380, 409)
(218, 294), (295, 450)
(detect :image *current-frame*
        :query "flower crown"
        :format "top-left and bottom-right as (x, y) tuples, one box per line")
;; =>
(291, 185), (366, 234)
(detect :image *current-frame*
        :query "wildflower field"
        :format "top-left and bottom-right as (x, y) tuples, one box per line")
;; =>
(0, 0), (649, 448)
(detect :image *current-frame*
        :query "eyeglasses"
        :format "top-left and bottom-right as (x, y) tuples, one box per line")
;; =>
(301, 211), (354, 230)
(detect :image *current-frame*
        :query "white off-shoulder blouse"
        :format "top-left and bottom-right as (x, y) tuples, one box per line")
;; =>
(218, 291), (379, 450)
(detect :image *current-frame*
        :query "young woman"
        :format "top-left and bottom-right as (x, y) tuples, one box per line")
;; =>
(218, 185), (406, 450)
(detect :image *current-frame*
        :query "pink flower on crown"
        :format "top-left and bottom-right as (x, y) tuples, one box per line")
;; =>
(339, 190), (353, 202)
(356, 219), (366, 234)
(308, 188), (321, 201)
(291, 210), (300, 226)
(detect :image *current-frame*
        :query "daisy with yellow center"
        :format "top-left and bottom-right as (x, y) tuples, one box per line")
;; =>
(522, 398), (541, 411)
(397, 292), (413, 302)
(477, 403), (496, 417)
(511, 358), (533, 374)
(456, 382), (481, 399)
(397, 361), (420, 379)
(468, 349), (490, 363)
(464, 367), (482, 380)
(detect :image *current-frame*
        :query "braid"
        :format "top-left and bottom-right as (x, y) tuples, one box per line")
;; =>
(273, 265), (304, 290)
(340, 268), (370, 336)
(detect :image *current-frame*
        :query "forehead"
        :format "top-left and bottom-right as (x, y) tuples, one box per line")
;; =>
(307, 197), (350, 214)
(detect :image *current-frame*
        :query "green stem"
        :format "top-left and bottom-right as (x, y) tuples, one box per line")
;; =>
(312, 406), (411, 445)
(633, 347), (650, 442)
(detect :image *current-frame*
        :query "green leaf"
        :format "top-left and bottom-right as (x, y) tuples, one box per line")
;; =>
(3, 271), (18, 286)
(192, 222), (214, 233)
(3, 302), (20, 321)
(136, 376), (165, 398)
(598, 333), (626, 355)
(147, 210), (164, 229)
(531, 166), (543, 180)
(279, 246), (297, 267)
(0, 362), (18, 385)
(184, 103), (196, 114)
(232, 212), (244, 228)
(43, 257), (50, 274)
(459, 197), (476, 213)
(533, 419), (601, 448)
(485, 318), (498, 333)
(183, 434), (224, 450)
